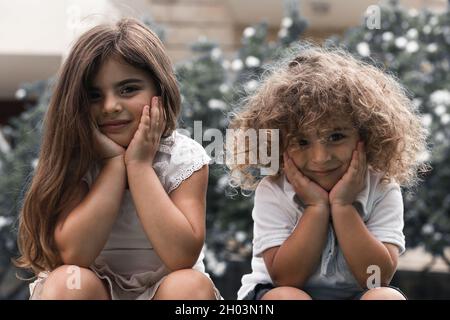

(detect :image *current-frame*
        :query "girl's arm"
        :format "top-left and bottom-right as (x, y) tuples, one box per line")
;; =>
(54, 155), (127, 267)
(331, 204), (398, 288)
(126, 162), (208, 271)
(263, 204), (330, 288)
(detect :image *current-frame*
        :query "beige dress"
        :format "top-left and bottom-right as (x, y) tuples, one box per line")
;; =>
(29, 131), (220, 300)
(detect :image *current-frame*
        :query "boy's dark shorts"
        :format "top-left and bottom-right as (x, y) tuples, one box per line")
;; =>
(242, 283), (408, 300)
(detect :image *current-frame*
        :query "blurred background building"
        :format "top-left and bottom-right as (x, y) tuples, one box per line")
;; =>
(0, 0), (447, 123)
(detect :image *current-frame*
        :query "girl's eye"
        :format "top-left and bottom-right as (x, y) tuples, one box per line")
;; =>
(88, 91), (101, 102)
(120, 86), (139, 95)
(329, 133), (345, 142)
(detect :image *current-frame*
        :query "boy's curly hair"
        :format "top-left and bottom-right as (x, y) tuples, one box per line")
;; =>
(228, 44), (429, 191)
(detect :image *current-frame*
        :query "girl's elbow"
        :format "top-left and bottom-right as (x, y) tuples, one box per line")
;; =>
(59, 249), (93, 269)
(165, 257), (197, 271)
(165, 245), (203, 271)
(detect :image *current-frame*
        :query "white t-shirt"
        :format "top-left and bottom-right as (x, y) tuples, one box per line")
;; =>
(238, 169), (405, 300)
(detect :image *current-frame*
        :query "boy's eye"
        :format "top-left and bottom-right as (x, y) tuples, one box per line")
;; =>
(289, 138), (308, 149)
(298, 139), (309, 146)
(328, 133), (345, 142)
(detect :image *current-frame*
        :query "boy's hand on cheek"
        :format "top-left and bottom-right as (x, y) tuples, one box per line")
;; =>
(329, 141), (367, 208)
(93, 126), (125, 161)
(125, 96), (166, 167)
(283, 152), (329, 209)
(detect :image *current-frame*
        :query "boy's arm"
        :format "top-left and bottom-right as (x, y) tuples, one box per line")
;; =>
(331, 204), (399, 288)
(126, 162), (207, 271)
(54, 155), (127, 267)
(263, 204), (330, 288)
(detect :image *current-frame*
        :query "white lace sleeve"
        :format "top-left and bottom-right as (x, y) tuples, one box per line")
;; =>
(166, 133), (211, 194)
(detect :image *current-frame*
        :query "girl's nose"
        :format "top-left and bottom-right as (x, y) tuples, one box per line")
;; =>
(102, 94), (122, 114)
(310, 143), (331, 164)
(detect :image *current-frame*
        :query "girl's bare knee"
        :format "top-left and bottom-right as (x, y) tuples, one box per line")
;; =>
(154, 269), (216, 300)
(40, 265), (110, 300)
(359, 287), (406, 300)
(261, 286), (312, 300)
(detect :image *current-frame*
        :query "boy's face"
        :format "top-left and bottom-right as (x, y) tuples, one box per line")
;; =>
(286, 116), (360, 191)
(88, 56), (159, 147)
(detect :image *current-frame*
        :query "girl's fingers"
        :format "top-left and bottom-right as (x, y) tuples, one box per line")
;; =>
(159, 100), (166, 133)
(150, 97), (159, 133)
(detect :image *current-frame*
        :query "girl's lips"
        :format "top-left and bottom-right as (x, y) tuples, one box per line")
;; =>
(100, 121), (131, 133)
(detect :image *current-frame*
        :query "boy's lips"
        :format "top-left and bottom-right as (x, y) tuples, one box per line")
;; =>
(309, 167), (339, 176)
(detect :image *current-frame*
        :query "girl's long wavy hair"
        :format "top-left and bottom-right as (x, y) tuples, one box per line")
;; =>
(228, 44), (429, 191)
(14, 18), (181, 275)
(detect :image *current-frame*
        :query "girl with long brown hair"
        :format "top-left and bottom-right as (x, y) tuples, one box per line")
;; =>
(15, 18), (220, 300)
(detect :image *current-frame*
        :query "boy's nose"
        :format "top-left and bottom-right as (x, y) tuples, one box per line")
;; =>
(310, 143), (331, 164)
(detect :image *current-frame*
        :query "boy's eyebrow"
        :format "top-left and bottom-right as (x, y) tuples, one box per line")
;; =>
(328, 127), (352, 132)
(317, 126), (353, 133)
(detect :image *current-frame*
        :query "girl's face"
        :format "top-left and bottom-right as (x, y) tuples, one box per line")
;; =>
(88, 56), (159, 147)
(286, 116), (360, 191)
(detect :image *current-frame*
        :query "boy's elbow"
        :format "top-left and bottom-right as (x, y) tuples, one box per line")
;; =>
(356, 267), (396, 289)
(269, 269), (307, 289)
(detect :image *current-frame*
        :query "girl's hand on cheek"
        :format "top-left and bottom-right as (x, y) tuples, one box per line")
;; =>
(93, 127), (126, 161)
(125, 96), (166, 167)
(329, 141), (367, 207)
(283, 152), (329, 209)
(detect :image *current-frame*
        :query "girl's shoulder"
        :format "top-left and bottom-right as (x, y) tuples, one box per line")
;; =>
(164, 130), (210, 163)
(162, 130), (211, 193)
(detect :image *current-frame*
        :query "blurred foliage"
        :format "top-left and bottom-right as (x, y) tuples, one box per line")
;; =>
(335, 0), (450, 266)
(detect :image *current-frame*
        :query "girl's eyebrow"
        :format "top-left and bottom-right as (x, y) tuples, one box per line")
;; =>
(114, 78), (145, 87)
(89, 78), (144, 90)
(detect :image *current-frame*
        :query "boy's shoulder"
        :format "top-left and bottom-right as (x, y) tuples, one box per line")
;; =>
(366, 169), (401, 196)
(256, 174), (284, 193)
(255, 174), (297, 205)
(357, 169), (402, 219)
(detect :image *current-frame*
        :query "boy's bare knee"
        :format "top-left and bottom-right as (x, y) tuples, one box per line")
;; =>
(360, 287), (406, 300)
(154, 269), (216, 300)
(261, 286), (312, 300)
(41, 265), (109, 300)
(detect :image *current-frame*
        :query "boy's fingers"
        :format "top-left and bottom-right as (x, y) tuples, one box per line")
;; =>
(141, 105), (150, 124)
